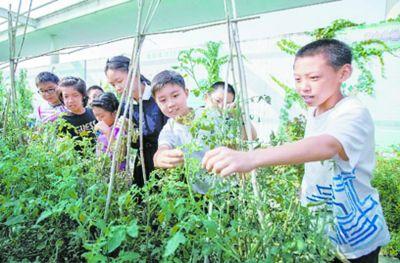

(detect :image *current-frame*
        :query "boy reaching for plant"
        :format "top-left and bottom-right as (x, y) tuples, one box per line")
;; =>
(152, 70), (229, 194)
(202, 39), (390, 262)
(151, 70), (189, 169)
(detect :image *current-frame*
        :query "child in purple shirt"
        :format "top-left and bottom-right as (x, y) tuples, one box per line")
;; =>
(91, 92), (126, 170)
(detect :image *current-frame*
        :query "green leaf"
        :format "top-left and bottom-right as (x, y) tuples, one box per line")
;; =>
(163, 231), (186, 258)
(118, 251), (140, 262)
(95, 219), (107, 232)
(296, 238), (305, 252)
(36, 242), (47, 250)
(107, 226), (126, 253)
(83, 252), (108, 263)
(127, 220), (138, 238)
(36, 210), (53, 224)
(5, 215), (25, 226)
(203, 219), (218, 237)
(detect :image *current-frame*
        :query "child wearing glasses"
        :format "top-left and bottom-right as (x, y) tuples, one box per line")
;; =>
(34, 71), (68, 124)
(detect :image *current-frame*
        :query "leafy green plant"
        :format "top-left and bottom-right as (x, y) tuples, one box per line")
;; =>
(309, 19), (361, 39)
(372, 146), (400, 258)
(276, 39), (301, 56)
(4, 26), (399, 260)
(15, 69), (33, 117)
(349, 39), (394, 95)
(173, 41), (229, 97)
(270, 75), (306, 128)
(0, 97), (335, 262)
(277, 19), (398, 97)
(0, 69), (33, 139)
(0, 123), (99, 261)
(387, 14), (400, 23)
(268, 75), (306, 183)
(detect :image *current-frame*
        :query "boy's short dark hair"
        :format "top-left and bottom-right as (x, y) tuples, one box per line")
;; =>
(295, 39), (352, 69)
(35, 71), (59, 87)
(210, 81), (236, 101)
(59, 76), (89, 107)
(105, 55), (151, 85)
(87, 85), (104, 94)
(151, 70), (185, 97)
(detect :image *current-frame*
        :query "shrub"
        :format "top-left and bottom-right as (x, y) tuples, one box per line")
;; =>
(0, 111), (336, 262)
(372, 146), (400, 258)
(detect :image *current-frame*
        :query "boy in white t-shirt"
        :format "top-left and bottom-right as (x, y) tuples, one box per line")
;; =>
(152, 70), (227, 194)
(202, 39), (390, 261)
(151, 70), (194, 169)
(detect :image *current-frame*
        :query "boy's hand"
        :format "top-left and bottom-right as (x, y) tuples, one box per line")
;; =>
(155, 148), (184, 169)
(202, 147), (256, 177)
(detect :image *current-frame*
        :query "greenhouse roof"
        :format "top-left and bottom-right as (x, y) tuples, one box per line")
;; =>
(0, 0), (339, 62)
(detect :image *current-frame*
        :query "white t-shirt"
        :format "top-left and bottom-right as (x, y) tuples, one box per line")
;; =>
(158, 110), (208, 160)
(301, 96), (390, 259)
(158, 108), (230, 194)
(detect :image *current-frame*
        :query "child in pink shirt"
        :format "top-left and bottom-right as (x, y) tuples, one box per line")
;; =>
(34, 72), (67, 124)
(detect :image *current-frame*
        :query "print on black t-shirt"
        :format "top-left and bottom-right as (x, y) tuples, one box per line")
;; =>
(61, 108), (97, 150)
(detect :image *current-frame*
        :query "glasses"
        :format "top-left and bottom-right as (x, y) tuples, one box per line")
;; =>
(38, 88), (56, 95)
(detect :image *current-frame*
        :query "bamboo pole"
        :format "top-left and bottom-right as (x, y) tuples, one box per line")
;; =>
(104, 0), (160, 221)
(137, 61), (147, 183)
(104, 0), (146, 221)
(104, 41), (144, 218)
(7, 4), (17, 125)
(15, 0), (33, 69)
(104, 37), (144, 220)
(126, 91), (135, 176)
(128, 0), (161, 184)
(222, 3), (233, 110)
(129, 0), (147, 182)
(2, 1), (33, 133)
(226, 0), (265, 227)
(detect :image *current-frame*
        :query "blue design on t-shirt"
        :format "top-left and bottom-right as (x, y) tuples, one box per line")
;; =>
(306, 184), (333, 206)
(307, 169), (380, 249)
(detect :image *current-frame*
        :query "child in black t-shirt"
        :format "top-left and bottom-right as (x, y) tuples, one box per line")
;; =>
(58, 76), (97, 149)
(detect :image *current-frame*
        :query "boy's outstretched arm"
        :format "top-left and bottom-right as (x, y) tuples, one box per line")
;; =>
(202, 134), (347, 177)
(154, 145), (184, 169)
